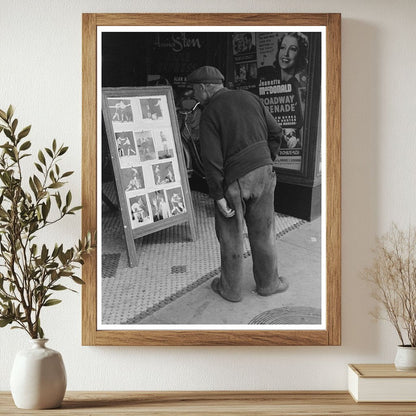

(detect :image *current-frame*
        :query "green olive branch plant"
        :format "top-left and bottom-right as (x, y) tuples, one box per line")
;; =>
(0, 105), (95, 339)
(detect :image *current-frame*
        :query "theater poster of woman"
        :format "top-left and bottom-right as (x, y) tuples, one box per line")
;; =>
(256, 32), (311, 171)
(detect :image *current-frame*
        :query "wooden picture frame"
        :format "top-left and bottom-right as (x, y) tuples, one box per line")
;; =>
(82, 13), (341, 346)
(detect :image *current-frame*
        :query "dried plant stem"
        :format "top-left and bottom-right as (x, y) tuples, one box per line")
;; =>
(363, 223), (416, 347)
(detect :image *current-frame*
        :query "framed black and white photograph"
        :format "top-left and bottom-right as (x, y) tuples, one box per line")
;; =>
(135, 130), (157, 162)
(82, 13), (341, 346)
(120, 166), (145, 192)
(108, 98), (133, 122)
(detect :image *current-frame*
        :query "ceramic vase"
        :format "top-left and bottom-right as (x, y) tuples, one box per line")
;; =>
(394, 345), (416, 371)
(10, 338), (67, 409)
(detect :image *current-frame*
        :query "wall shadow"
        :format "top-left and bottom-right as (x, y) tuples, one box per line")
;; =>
(340, 18), (382, 356)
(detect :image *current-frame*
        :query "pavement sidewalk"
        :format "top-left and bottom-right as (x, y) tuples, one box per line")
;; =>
(138, 217), (322, 326)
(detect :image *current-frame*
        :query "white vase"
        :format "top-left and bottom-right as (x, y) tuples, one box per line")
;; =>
(394, 345), (416, 371)
(10, 338), (67, 409)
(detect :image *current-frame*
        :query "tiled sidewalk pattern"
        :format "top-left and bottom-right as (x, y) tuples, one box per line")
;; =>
(101, 183), (306, 325)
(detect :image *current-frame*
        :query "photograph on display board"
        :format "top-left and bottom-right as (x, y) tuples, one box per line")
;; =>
(108, 98), (133, 122)
(115, 131), (136, 157)
(120, 166), (145, 192)
(152, 161), (176, 186)
(139, 97), (164, 121)
(93, 20), (338, 344)
(166, 187), (186, 216)
(148, 190), (171, 222)
(129, 194), (151, 228)
(135, 130), (157, 162)
(155, 128), (174, 159)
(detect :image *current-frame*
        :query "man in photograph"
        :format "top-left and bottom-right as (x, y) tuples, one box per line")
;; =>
(243, 32), (256, 52)
(187, 65), (289, 302)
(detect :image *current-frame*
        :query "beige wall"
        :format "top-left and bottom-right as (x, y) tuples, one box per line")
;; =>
(1, 0), (416, 390)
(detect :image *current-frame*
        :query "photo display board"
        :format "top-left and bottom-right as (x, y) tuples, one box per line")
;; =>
(102, 86), (196, 267)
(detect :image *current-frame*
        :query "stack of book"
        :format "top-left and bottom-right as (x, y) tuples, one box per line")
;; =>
(348, 364), (416, 402)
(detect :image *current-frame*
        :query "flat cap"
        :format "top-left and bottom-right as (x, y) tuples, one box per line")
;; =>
(187, 66), (225, 84)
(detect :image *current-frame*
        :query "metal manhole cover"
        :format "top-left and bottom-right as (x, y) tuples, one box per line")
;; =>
(249, 306), (321, 325)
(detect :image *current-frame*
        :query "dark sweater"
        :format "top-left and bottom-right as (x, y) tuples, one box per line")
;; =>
(199, 88), (283, 200)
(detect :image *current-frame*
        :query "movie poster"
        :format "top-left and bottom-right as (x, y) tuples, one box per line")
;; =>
(255, 32), (311, 171)
(232, 32), (257, 93)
